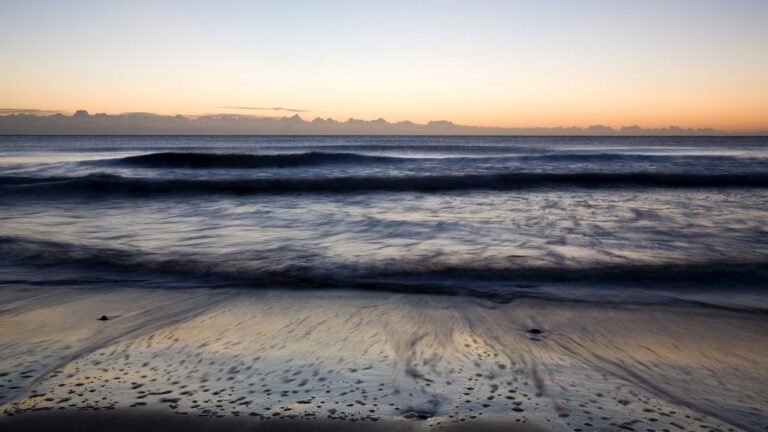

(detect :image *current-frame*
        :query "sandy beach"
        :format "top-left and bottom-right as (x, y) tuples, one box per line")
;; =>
(1, 285), (766, 431)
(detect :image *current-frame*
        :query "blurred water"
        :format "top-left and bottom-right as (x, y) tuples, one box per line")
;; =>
(1, 135), (767, 309)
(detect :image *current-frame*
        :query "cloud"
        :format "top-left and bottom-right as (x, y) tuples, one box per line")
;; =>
(217, 106), (308, 113)
(119, 112), (160, 116)
(0, 108), (63, 114)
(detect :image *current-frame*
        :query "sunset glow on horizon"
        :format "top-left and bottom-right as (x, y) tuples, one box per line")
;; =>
(1, 0), (767, 131)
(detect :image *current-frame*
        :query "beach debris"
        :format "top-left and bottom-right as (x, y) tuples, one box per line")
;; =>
(526, 328), (545, 341)
(402, 411), (434, 420)
(98, 315), (109, 321)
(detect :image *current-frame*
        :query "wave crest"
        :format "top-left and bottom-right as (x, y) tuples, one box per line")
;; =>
(112, 151), (403, 168)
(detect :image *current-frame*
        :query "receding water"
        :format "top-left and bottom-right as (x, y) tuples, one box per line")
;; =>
(1, 135), (767, 309)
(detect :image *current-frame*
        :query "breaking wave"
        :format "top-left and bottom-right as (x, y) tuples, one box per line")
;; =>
(107, 151), (768, 169)
(2, 235), (767, 311)
(2, 171), (768, 198)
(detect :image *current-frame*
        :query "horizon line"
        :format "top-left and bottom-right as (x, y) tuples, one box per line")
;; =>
(0, 110), (766, 136)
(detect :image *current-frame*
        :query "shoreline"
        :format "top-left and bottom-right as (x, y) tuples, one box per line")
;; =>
(1, 285), (766, 431)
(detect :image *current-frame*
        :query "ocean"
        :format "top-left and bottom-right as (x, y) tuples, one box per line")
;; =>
(1, 135), (767, 309)
(2, 135), (768, 430)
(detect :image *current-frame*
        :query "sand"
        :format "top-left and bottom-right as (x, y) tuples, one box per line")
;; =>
(0, 408), (555, 432)
(1, 285), (766, 431)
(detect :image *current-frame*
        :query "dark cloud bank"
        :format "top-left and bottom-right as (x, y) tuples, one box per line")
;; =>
(0, 110), (763, 135)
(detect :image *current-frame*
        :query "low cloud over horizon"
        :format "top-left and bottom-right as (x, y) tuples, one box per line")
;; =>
(0, 110), (763, 136)
(0, 108), (64, 115)
(216, 106), (308, 113)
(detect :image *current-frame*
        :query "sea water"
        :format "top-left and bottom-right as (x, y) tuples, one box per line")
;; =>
(1, 135), (767, 310)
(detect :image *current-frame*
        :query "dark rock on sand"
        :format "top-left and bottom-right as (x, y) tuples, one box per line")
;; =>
(527, 328), (543, 334)
(402, 411), (434, 420)
(98, 315), (109, 321)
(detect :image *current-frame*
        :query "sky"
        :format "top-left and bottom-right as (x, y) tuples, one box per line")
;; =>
(1, 0), (767, 131)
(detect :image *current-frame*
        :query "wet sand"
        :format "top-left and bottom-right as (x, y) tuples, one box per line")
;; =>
(1, 285), (766, 432)
(0, 408), (552, 432)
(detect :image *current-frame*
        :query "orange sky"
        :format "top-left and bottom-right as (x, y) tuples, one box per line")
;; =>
(1, 1), (767, 131)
